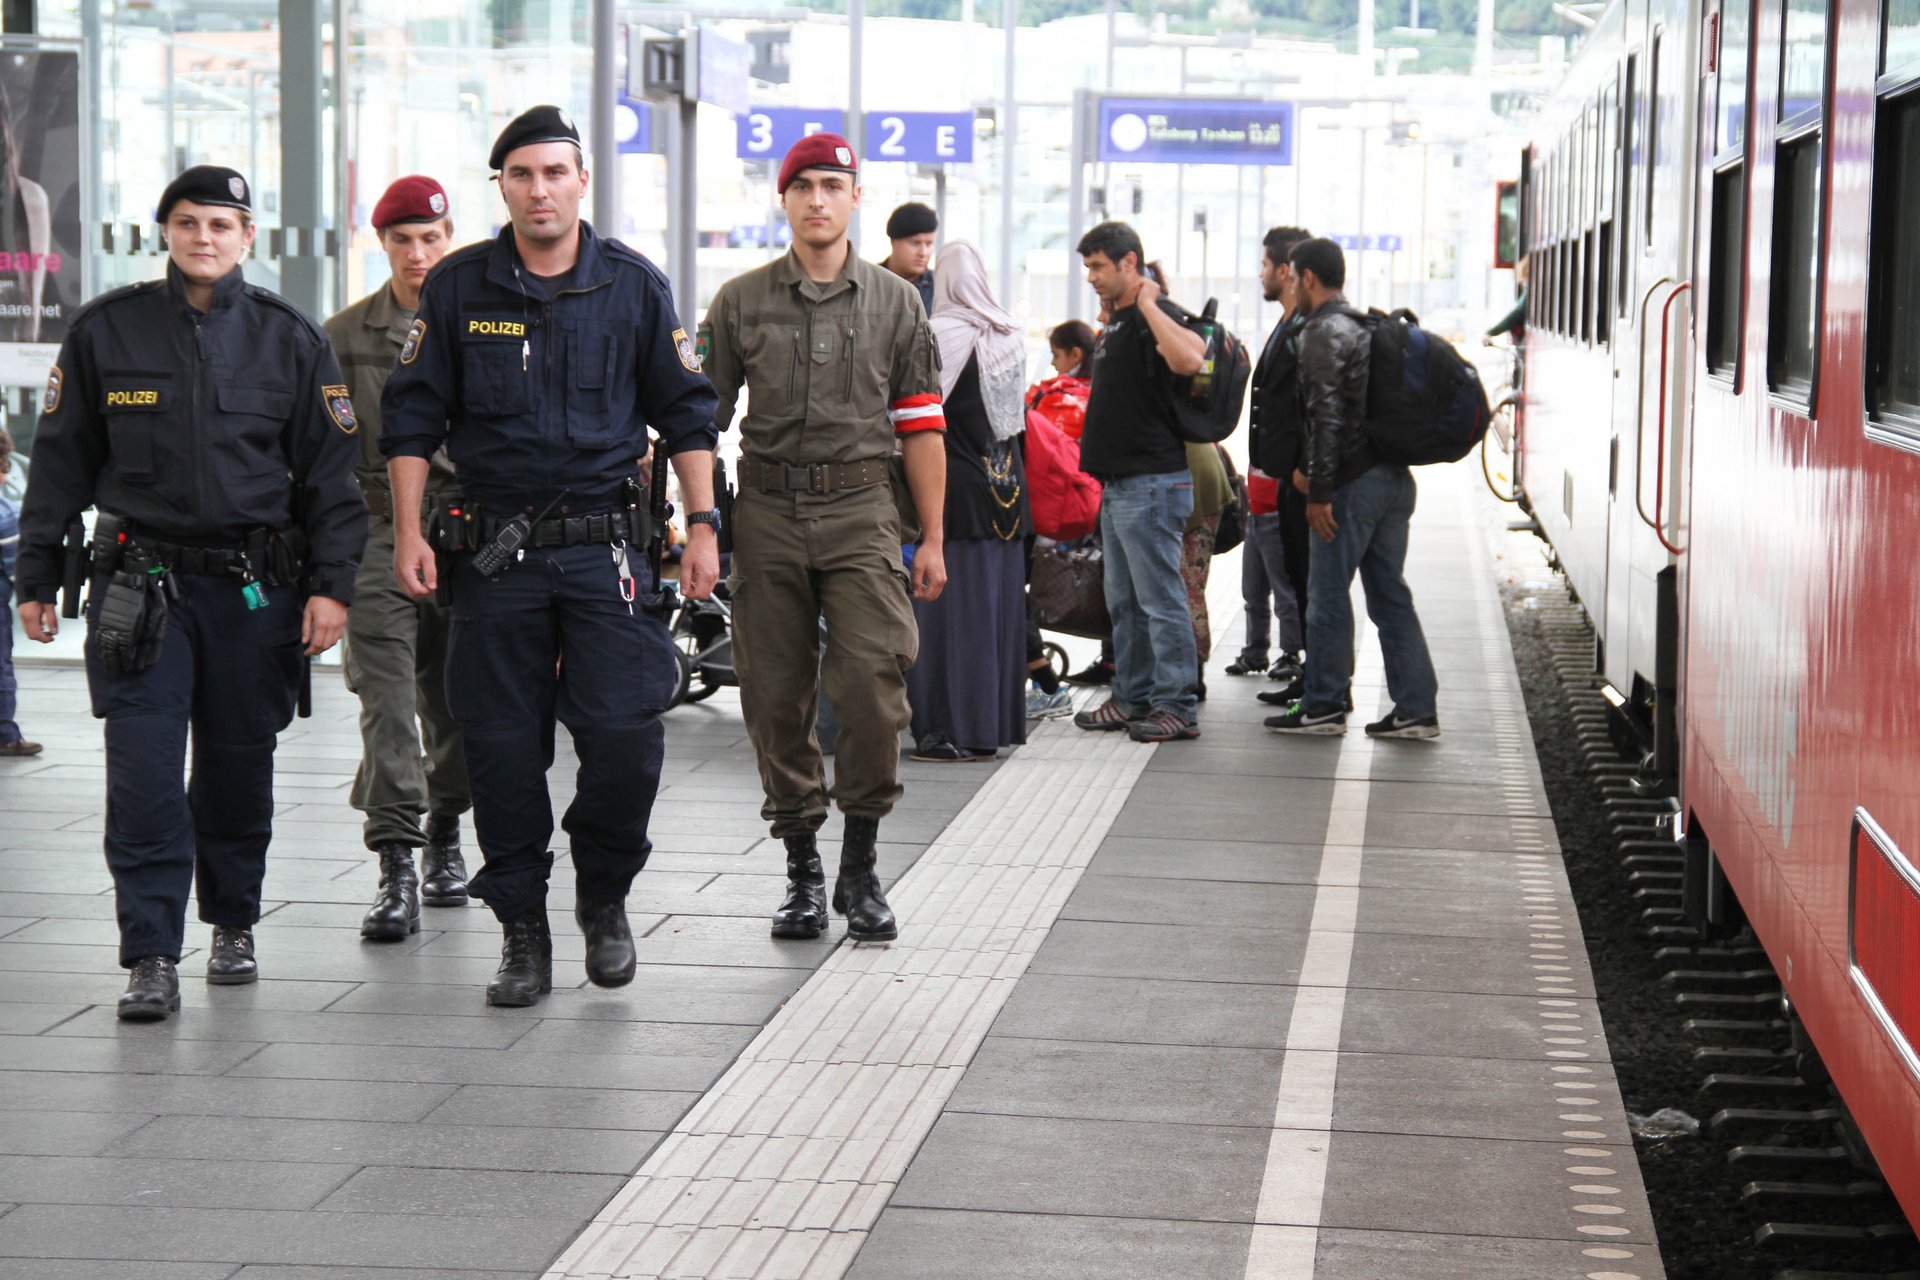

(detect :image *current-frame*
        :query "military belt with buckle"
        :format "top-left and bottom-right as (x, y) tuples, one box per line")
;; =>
(738, 455), (891, 495)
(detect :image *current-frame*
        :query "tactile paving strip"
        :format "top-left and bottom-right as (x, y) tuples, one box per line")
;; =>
(546, 723), (1152, 1280)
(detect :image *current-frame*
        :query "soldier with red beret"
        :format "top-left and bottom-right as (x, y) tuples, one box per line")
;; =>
(323, 175), (472, 942)
(699, 132), (948, 944)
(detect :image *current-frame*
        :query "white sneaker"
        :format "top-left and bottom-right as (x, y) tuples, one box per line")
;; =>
(1027, 687), (1074, 720)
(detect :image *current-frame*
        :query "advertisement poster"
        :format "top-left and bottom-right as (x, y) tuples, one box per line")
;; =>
(0, 42), (81, 388)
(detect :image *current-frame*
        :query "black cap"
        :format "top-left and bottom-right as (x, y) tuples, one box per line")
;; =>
(489, 105), (582, 171)
(886, 202), (938, 240)
(156, 165), (251, 222)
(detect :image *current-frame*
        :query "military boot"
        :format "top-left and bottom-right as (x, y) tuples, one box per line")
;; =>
(117, 956), (180, 1021)
(360, 844), (422, 941)
(831, 816), (897, 942)
(575, 899), (637, 988)
(486, 908), (552, 1007)
(206, 926), (258, 985)
(421, 812), (470, 907)
(770, 832), (828, 940)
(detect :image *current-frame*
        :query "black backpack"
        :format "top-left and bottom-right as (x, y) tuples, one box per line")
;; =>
(1342, 306), (1490, 466)
(1211, 444), (1247, 556)
(1168, 299), (1252, 445)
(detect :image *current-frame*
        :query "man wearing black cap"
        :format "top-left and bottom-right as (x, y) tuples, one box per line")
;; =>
(325, 175), (471, 944)
(381, 106), (721, 1008)
(698, 132), (947, 946)
(14, 164), (367, 1021)
(881, 202), (937, 314)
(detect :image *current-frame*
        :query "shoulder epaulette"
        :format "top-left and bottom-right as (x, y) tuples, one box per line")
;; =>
(67, 279), (163, 331)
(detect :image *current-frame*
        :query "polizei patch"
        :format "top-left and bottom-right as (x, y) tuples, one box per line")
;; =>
(400, 318), (426, 365)
(674, 327), (700, 372)
(322, 384), (356, 434)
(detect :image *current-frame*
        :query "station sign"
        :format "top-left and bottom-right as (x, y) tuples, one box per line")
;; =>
(737, 107), (848, 160)
(691, 30), (752, 115)
(864, 111), (974, 164)
(615, 96), (657, 154)
(1097, 97), (1295, 167)
(731, 222), (796, 248)
(1332, 233), (1406, 252)
(738, 108), (974, 164)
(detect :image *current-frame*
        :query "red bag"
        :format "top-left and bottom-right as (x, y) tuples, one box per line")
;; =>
(1027, 375), (1090, 441)
(1022, 408), (1102, 542)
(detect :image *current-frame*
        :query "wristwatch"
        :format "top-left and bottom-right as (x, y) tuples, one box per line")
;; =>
(685, 508), (723, 531)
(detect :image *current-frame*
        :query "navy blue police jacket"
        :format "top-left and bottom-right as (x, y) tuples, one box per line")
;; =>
(15, 262), (368, 604)
(380, 222), (719, 514)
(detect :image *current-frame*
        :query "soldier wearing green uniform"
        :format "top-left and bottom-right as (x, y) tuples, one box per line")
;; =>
(323, 176), (471, 939)
(698, 132), (948, 944)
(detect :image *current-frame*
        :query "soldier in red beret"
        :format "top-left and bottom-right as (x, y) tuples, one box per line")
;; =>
(322, 177), (473, 942)
(699, 132), (948, 944)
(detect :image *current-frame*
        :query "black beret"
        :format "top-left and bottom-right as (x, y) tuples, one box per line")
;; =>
(489, 105), (582, 171)
(157, 165), (251, 222)
(886, 202), (938, 240)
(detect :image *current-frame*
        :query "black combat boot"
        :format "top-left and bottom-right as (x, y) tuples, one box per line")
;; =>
(117, 956), (180, 1021)
(206, 926), (258, 985)
(575, 899), (637, 988)
(359, 844), (422, 941)
(421, 812), (470, 907)
(770, 832), (828, 940)
(486, 908), (552, 1007)
(831, 816), (897, 942)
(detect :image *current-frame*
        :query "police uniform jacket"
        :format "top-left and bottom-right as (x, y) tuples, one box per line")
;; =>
(699, 248), (944, 463)
(323, 281), (458, 520)
(379, 223), (719, 513)
(15, 262), (368, 604)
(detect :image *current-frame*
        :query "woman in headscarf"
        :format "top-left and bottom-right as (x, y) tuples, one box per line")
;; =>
(905, 240), (1033, 762)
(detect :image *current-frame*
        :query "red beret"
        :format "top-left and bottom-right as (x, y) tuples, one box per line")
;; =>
(371, 175), (449, 231)
(777, 132), (858, 194)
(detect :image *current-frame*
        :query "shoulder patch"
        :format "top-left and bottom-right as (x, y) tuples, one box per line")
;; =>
(400, 318), (426, 365)
(673, 327), (700, 373)
(322, 384), (357, 434)
(695, 325), (711, 364)
(42, 364), (61, 414)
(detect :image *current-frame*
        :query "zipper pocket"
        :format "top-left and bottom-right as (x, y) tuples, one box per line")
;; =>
(789, 329), (802, 407)
(843, 326), (855, 400)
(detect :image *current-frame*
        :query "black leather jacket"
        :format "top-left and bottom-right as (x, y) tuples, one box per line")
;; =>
(1297, 294), (1374, 503)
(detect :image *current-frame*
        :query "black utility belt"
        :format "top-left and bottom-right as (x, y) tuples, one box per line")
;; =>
(93, 514), (302, 587)
(433, 506), (643, 553)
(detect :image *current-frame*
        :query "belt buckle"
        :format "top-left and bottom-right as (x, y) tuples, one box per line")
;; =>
(810, 463), (829, 494)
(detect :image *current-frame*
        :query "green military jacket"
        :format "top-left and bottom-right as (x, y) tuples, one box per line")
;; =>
(698, 247), (943, 465)
(323, 281), (458, 516)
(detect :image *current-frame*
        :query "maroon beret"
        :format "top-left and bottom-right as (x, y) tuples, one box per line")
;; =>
(371, 175), (449, 231)
(776, 132), (858, 194)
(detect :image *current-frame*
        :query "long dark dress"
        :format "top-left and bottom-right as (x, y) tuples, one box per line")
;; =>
(906, 355), (1032, 754)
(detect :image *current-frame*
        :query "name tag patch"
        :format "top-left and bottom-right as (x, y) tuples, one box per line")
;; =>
(468, 319), (526, 337)
(322, 383), (357, 435)
(106, 388), (161, 408)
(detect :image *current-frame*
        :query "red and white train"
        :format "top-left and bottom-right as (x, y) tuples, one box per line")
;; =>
(1513, 0), (1920, 1226)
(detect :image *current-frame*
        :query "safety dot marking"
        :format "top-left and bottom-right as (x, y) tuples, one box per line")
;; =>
(1586, 1272), (1642, 1280)
(1539, 999), (1578, 1007)
(1567, 1165), (1616, 1175)
(1582, 1248), (1635, 1259)
(1576, 1204), (1628, 1216)
(1570, 1184), (1621, 1194)
(1559, 1113), (1604, 1122)
(1562, 1128), (1607, 1138)
(1546, 1038), (1588, 1046)
(1578, 1224), (1632, 1236)
(1558, 1082), (1600, 1090)
(1556, 1096), (1595, 1106)
(1563, 1145), (1610, 1154)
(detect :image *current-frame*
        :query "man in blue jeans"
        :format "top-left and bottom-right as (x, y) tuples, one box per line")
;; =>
(1069, 221), (1208, 743)
(1268, 237), (1440, 739)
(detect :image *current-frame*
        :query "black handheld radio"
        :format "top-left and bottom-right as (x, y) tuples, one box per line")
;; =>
(472, 491), (569, 579)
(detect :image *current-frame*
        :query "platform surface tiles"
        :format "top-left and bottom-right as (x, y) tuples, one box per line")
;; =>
(0, 466), (1664, 1280)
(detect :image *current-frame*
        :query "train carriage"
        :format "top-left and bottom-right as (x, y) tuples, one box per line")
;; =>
(1517, 0), (1920, 1227)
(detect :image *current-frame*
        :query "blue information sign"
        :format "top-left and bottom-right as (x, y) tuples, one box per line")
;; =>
(864, 111), (974, 164)
(737, 107), (848, 160)
(1097, 98), (1295, 166)
(1332, 234), (1405, 252)
(615, 96), (656, 155)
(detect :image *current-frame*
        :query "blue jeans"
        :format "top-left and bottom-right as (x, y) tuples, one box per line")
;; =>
(1099, 469), (1198, 720)
(0, 577), (18, 743)
(1303, 464), (1438, 719)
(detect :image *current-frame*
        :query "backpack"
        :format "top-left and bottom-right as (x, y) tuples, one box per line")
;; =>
(1342, 306), (1490, 466)
(1211, 444), (1247, 556)
(1022, 408), (1103, 542)
(1168, 298), (1252, 445)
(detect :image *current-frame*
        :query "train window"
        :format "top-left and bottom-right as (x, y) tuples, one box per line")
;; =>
(1719, 0), (1753, 155)
(1783, 0), (1828, 123)
(1887, 0), (1920, 80)
(1706, 165), (1745, 378)
(1620, 55), (1638, 315)
(1768, 134), (1821, 397)
(1581, 230), (1595, 344)
(1646, 32), (1664, 249)
(1867, 89), (1920, 432)
(1597, 221), (1615, 346)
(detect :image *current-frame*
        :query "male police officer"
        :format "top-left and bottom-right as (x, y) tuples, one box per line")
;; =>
(699, 133), (946, 945)
(381, 107), (719, 1008)
(15, 165), (365, 1021)
(325, 175), (471, 942)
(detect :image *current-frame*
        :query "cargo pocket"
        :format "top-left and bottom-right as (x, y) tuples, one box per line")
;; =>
(885, 559), (918, 671)
(460, 339), (534, 418)
(565, 322), (621, 446)
(101, 375), (170, 480)
(742, 323), (802, 420)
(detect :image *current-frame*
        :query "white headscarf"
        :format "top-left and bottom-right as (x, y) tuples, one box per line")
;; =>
(930, 240), (1027, 442)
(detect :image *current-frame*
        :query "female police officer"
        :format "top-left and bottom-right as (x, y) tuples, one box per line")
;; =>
(14, 165), (366, 1021)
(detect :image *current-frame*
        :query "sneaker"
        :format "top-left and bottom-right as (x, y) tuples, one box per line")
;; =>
(1128, 709), (1200, 742)
(1027, 687), (1074, 720)
(1073, 697), (1138, 732)
(1064, 659), (1115, 687)
(1268, 653), (1304, 683)
(1225, 656), (1267, 676)
(1257, 682), (1303, 706)
(1365, 712), (1441, 739)
(1265, 703), (1348, 735)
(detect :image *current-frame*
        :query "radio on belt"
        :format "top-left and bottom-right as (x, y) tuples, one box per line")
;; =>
(472, 490), (569, 579)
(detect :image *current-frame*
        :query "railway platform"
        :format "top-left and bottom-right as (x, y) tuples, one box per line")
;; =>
(0, 466), (1665, 1279)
